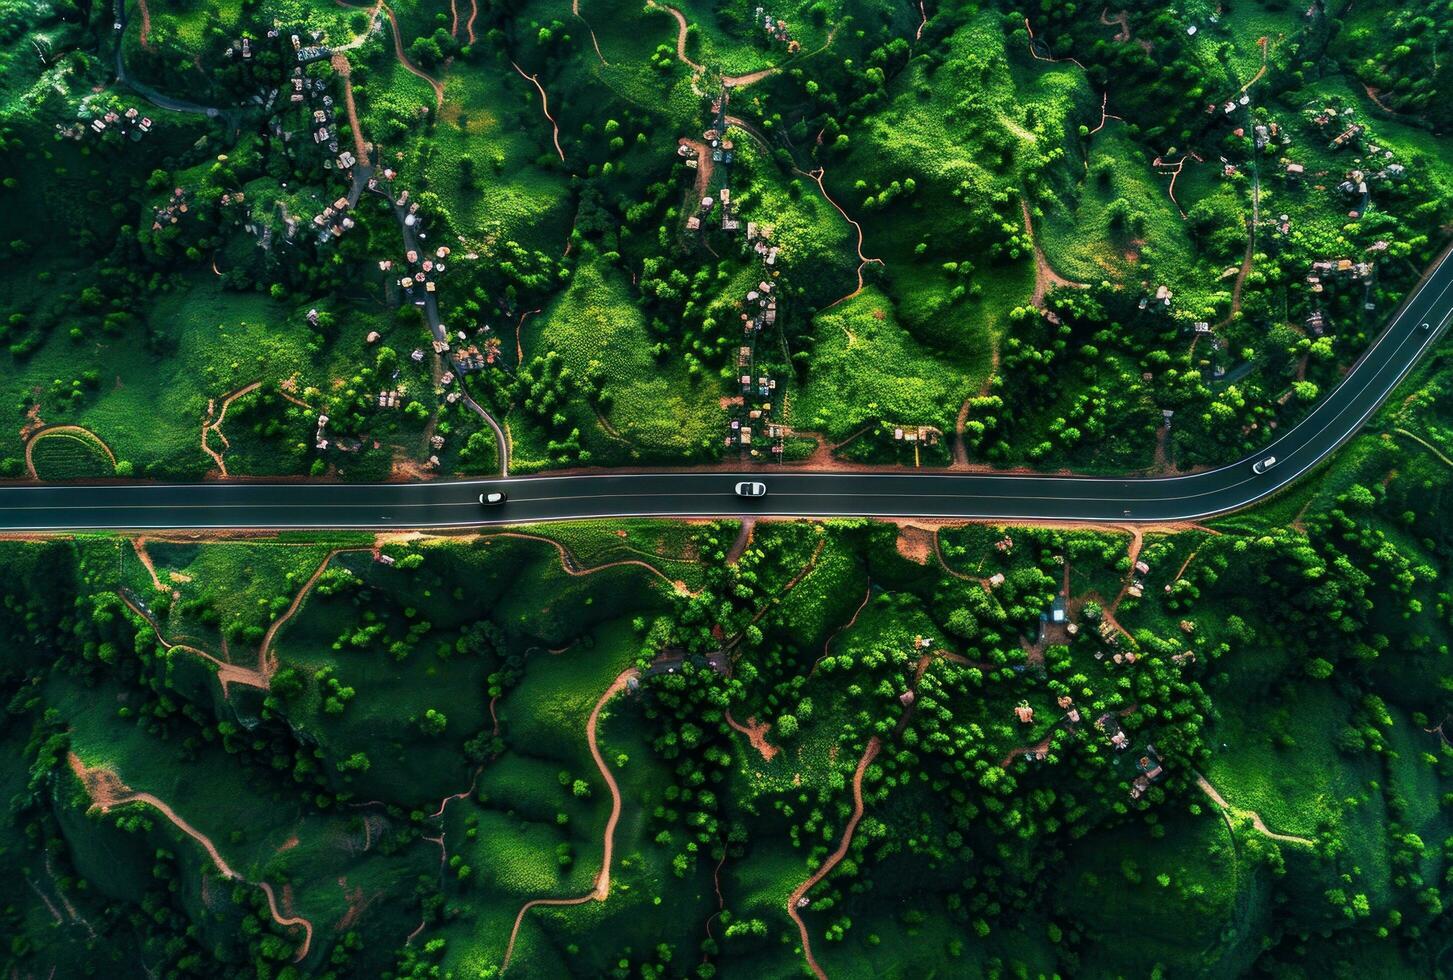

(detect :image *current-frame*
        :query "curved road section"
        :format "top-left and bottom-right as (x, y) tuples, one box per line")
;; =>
(2, 256), (1450, 531)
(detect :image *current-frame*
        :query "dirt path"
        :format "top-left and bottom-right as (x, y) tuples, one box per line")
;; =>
(372, 1), (444, 108)
(127, 547), (355, 698)
(646, 1), (704, 74)
(136, 0), (154, 51)
(796, 167), (884, 309)
(679, 136), (714, 198)
(1099, 7), (1130, 42)
(571, 0), (608, 65)
(501, 667), (638, 973)
(482, 530), (693, 593)
(1108, 525), (1144, 612)
(69, 752), (315, 960)
(131, 538), (168, 592)
(725, 519), (754, 565)
(511, 61), (565, 161)
(724, 708), (778, 761)
(200, 381), (262, 477)
(739, 537), (826, 635)
(952, 345), (1000, 467)
(1021, 198), (1085, 307)
(811, 585), (872, 674)
(1195, 772), (1314, 847)
(1023, 16), (1087, 71)
(786, 735), (881, 979)
(25, 425), (117, 480)
(258, 549), (348, 677)
(513, 308), (541, 364)
(331, 53), (370, 165)
(1152, 151), (1202, 220)
(120, 591), (269, 697)
(723, 66), (777, 88)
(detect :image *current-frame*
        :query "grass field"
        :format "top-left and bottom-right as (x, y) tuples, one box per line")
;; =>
(525, 256), (722, 463)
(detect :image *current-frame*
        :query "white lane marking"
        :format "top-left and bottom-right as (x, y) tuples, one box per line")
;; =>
(0, 259), (1449, 524)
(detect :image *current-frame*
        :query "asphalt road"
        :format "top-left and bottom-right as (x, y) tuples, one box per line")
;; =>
(4, 253), (1450, 531)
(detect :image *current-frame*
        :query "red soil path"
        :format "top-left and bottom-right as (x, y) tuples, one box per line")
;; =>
(338, 0), (445, 108)
(646, 1), (704, 74)
(331, 52), (371, 165)
(201, 381), (262, 477)
(123, 548), (353, 699)
(461, 0), (477, 44)
(786, 736), (882, 979)
(796, 167), (884, 310)
(500, 667), (639, 973)
(137, 0), (154, 51)
(25, 424), (117, 480)
(811, 585), (871, 674)
(724, 709), (778, 761)
(1021, 198), (1086, 307)
(69, 753), (314, 960)
(258, 549), (351, 677)
(481, 530), (692, 592)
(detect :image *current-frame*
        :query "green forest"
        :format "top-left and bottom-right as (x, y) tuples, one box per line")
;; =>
(3, 335), (1453, 975)
(2, 0), (1453, 976)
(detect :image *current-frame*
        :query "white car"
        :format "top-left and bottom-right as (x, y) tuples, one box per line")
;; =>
(734, 481), (767, 498)
(478, 491), (507, 505)
(1251, 456), (1277, 475)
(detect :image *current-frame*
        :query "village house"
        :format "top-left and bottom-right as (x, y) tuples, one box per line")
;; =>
(1014, 701), (1035, 724)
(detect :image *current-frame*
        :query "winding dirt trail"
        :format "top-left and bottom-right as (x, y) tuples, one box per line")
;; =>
(646, 1), (704, 74)
(787, 736), (881, 979)
(811, 585), (872, 674)
(1195, 773), (1314, 847)
(481, 530), (693, 592)
(511, 62), (566, 161)
(1024, 16), (1087, 71)
(120, 591), (268, 697)
(201, 381), (262, 477)
(796, 167), (884, 309)
(25, 425), (117, 480)
(724, 709), (778, 761)
(571, 0), (608, 66)
(258, 549), (351, 677)
(123, 548), (353, 698)
(68, 753), (315, 960)
(349, 0), (443, 108)
(500, 667), (639, 973)
(513, 307), (541, 364)
(1020, 199), (1085, 307)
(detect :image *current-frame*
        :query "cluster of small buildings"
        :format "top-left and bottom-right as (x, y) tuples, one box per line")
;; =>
(290, 30), (332, 64)
(312, 195), (356, 244)
(151, 187), (190, 231)
(393, 233), (452, 306)
(726, 260), (785, 456)
(1335, 157), (1406, 219)
(753, 6), (800, 52)
(61, 104), (154, 142)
